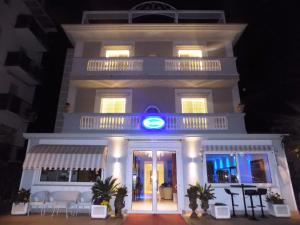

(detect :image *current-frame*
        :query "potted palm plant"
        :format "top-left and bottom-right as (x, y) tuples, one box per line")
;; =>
(185, 184), (200, 218)
(114, 186), (128, 218)
(196, 183), (216, 215)
(91, 176), (119, 218)
(11, 189), (30, 215)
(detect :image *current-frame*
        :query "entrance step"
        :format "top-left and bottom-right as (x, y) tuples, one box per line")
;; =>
(123, 214), (186, 225)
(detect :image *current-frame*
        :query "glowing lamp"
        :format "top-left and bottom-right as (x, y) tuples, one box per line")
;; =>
(142, 116), (166, 130)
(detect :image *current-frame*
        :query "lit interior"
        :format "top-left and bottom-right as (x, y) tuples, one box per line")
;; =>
(105, 50), (130, 58)
(181, 98), (207, 113)
(100, 98), (126, 113)
(178, 49), (202, 58)
(132, 151), (178, 211)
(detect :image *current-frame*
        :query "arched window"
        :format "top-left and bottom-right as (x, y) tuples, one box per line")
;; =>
(144, 105), (161, 113)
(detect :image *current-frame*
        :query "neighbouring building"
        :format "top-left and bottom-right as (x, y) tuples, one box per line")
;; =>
(0, 0), (56, 203)
(19, 2), (298, 214)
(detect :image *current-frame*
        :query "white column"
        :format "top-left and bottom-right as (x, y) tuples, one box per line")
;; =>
(74, 41), (84, 57)
(273, 139), (298, 212)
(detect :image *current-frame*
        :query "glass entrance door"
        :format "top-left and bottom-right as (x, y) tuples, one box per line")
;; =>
(131, 150), (178, 213)
(156, 151), (178, 212)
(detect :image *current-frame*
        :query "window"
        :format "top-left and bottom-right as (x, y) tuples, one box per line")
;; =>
(181, 98), (207, 113)
(100, 98), (126, 113)
(238, 153), (272, 183)
(103, 45), (131, 57)
(40, 169), (69, 182)
(94, 89), (132, 113)
(106, 50), (130, 58)
(206, 154), (238, 183)
(40, 169), (102, 183)
(205, 153), (273, 184)
(176, 46), (203, 58)
(71, 169), (102, 182)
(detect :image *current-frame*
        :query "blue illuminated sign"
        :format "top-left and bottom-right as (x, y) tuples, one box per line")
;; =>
(142, 116), (166, 130)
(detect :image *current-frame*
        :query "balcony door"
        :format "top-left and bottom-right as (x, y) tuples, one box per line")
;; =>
(128, 142), (182, 214)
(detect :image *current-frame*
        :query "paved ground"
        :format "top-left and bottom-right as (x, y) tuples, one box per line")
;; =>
(183, 214), (300, 225)
(0, 213), (300, 225)
(0, 214), (124, 225)
(123, 214), (186, 225)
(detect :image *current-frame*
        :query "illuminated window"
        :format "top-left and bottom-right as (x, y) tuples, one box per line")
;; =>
(206, 154), (238, 183)
(181, 98), (207, 113)
(105, 50), (130, 58)
(238, 153), (272, 183)
(178, 49), (203, 58)
(100, 98), (126, 113)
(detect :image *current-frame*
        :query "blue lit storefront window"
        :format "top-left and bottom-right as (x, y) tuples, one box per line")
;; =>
(205, 153), (272, 184)
(206, 154), (238, 183)
(238, 153), (272, 183)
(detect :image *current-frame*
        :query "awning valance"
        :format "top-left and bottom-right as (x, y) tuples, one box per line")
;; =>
(202, 145), (273, 152)
(23, 145), (107, 170)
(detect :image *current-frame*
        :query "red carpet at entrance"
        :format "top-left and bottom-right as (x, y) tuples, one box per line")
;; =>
(123, 214), (187, 225)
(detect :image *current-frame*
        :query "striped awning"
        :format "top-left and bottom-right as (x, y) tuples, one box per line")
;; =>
(202, 145), (273, 151)
(23, 145), (107, 170)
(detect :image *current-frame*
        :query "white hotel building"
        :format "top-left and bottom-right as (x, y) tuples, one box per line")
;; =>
(19, 2), (298, 214)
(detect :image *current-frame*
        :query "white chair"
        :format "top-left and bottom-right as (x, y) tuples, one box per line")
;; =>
(27, 191), (49, 216)
(49, 191), (80, 218)
(76, 192), (93, 215)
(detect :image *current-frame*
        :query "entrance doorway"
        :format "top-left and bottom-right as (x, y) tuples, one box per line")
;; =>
(131, 150), (179, 213)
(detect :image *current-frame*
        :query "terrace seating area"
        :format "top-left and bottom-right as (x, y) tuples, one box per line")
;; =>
(26, 191), (93, 218)
(210, 185), (291, 220)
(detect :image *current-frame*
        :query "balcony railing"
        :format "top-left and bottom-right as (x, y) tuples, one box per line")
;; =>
(5, 51), (41, 83)
(78, 113), (229, 130)
(165, 59), (221, 71)
(0, 93), (33, 120)
(87, 59), (143, 71)
(63, 113), (246, 133)
(72, 57), (237, 77)
(15, 14), (47, 48)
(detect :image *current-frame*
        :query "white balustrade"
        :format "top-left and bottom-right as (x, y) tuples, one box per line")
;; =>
(87, 59), (143, 71)
(165, 59), (222, 71)
(80, 114), (228, 130)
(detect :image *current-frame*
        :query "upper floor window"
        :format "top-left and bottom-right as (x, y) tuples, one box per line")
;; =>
(103, 45), (131, 57)
(100, 98), (126, 113)
(176, 46), (203, 58)
(106, 50), (130, 58)
(94, 89), (132, 113)
(181, 98), (207, 113)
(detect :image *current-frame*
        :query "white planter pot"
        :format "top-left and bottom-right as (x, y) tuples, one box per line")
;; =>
(91, 205), (108, 219)
(11, 203), (29, 215)
(210, 204), (231, 219)
(267, 203), (291, 217)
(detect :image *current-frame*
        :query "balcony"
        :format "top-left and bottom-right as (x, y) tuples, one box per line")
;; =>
(62, 113), (246, 133)
(0, 93), (33, 120)
(5, 51), (41, 85)
(71, 57), (238, 78)
(14, 14), (47, 51)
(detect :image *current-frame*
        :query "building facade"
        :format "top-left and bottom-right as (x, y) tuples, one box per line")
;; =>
(20, 2), (298, 214)
(0, 0), (56, 203)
